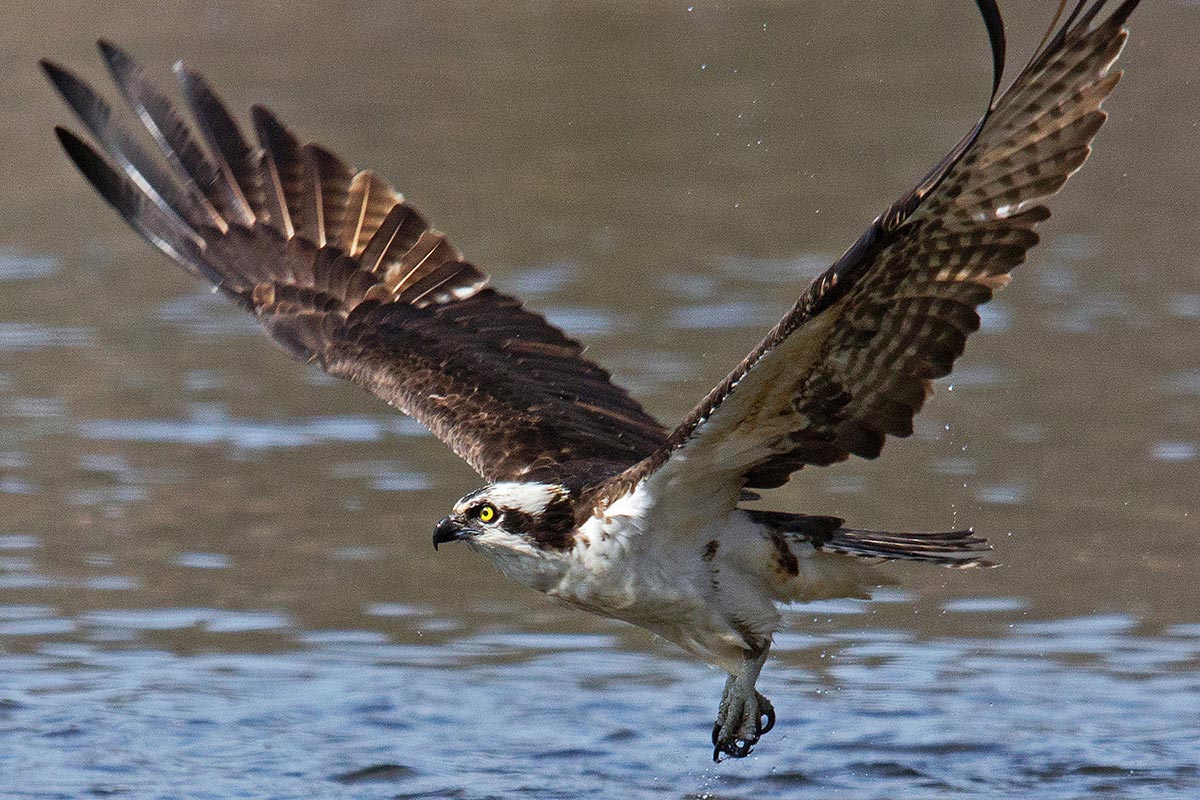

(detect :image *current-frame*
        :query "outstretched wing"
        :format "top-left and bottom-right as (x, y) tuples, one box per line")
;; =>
(45, 42), (668, 487)
(597, 0), (1139, 511)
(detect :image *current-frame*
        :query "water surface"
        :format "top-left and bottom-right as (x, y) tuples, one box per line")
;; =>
(1, 1), (1198, 798)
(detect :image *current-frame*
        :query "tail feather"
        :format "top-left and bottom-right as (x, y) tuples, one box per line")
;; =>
(746, 510), (994, 568)
(822, 527), (995, 569)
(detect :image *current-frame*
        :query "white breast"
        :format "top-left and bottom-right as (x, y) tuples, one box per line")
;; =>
(545, 483), (778, 670)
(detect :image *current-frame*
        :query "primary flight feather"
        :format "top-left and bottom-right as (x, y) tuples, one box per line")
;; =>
(45, 0), (1141, 760)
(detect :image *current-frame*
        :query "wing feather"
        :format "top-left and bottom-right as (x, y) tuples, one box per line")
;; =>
(47, 43), (668, 487)
(342, 171), (398, 257)
(176, 66), (266, 225)
(597, 0), (1139, 511)
(98, 40), (232, 232)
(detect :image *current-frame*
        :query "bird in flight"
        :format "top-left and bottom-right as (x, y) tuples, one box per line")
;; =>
(44, 0), (1140, 760)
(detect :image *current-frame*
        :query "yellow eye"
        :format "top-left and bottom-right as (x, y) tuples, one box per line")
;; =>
(477, 504), (496, 523)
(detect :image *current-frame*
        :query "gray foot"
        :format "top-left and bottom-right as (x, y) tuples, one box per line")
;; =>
(711, 679), (775, 761)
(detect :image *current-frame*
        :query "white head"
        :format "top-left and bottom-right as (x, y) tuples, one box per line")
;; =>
(432, 482), (578, 589)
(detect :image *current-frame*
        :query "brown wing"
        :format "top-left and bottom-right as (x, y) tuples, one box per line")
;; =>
(44, 42), (668, 487)
(598, 0), (1139, 508)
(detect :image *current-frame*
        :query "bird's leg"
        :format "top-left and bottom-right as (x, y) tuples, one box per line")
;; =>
(711, 643), (775, 761)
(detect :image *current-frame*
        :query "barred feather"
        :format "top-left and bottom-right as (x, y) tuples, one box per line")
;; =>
(45, 42), (668, 487)
(602, 0), (1140, 508)
(747, 511), (994, 568)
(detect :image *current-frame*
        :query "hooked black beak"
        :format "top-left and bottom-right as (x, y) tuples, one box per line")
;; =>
(433, 516), (464, 550)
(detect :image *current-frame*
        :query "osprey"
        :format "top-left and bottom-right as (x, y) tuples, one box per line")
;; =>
(44, 0), (1140, 760)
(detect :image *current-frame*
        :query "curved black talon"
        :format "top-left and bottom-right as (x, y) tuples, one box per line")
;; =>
(712, 692), (775, 760)
(757, 694), (776, 735)
(712, 732), (758, 761)
(728, 738), (754, 758)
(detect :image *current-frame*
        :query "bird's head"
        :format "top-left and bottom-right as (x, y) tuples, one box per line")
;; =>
(433, 482), (579, 572)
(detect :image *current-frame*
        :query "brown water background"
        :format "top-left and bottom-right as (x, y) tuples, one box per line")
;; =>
(1, 2), (1198, 798)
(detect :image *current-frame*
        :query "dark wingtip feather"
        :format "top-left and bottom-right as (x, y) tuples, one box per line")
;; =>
(175, 62), (265, 223)
(972, 0), (1006, 99)
(42, 61), (118, 140)
(53, 125), (216, 280)
(251, 103), (306, 236)
(250, 103), (281, 130)
(40, 59), (90, 107)
(96, 38), (123, 63)
(250, 104), (296, 166)
(1111, 0), (1141, 27)
(174, 64), (228, 123)
(97, 39), (139, 85)
(53, 126), (130, 212)
(38, 57), (62, 80)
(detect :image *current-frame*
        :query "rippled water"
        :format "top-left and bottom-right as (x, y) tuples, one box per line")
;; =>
(6, 600), (1200, 798)
(2, 1), (1198, 798)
